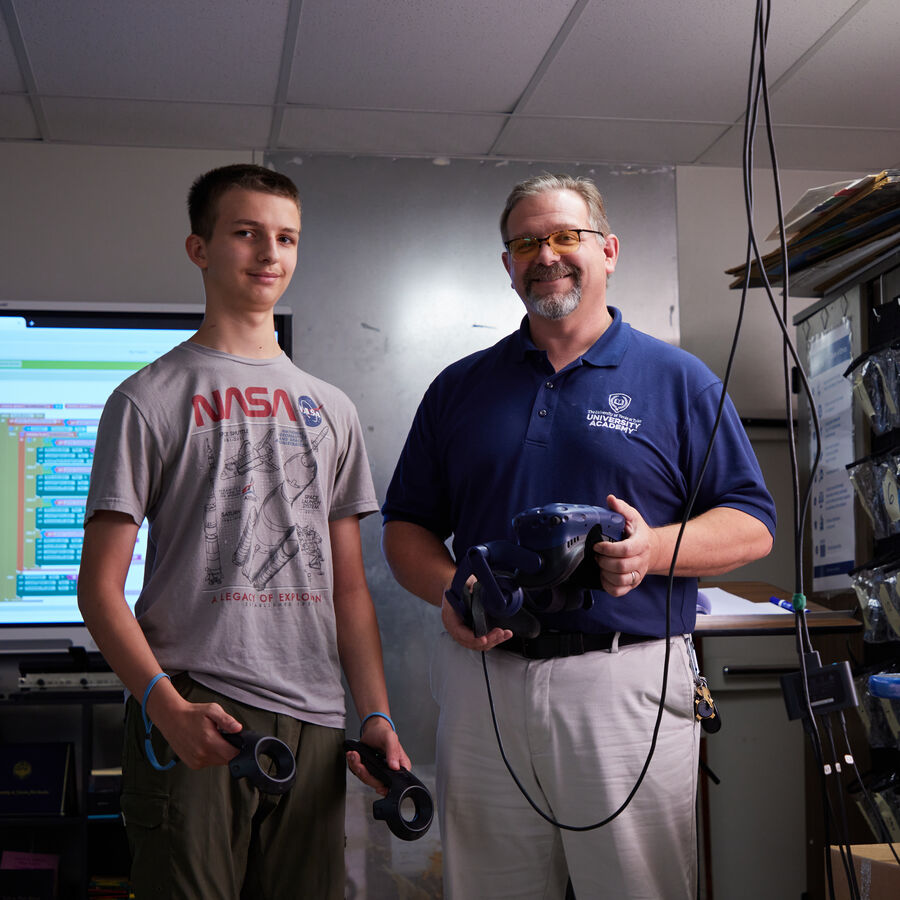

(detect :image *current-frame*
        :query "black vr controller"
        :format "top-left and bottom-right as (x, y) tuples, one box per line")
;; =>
(344, 739), (434, 841)
(446, 503), (626, 638)
(220, 729), (297, 795)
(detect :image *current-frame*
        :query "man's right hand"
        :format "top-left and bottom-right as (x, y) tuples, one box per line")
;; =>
(441, 593), (513, 651)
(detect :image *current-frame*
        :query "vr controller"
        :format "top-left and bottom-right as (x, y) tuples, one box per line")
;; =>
(446, 503), (625, 638)
(344, 740), (434, 841)
(220, 729), (297, 795)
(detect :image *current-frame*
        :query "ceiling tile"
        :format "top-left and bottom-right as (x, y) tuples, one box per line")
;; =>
(493, 116), (728, 165)
(0, 94), (39, 139)
(41, 97), (273, 148)
(288, 0), (575, 112)
(770, 0), (900, 128)
(279, 107), (506, 156)
(16, 0), (289, 102)
(521, 0), (861, 122)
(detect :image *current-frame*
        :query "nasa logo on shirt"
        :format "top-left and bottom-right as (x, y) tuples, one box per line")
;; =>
(298, 395), (323, 427)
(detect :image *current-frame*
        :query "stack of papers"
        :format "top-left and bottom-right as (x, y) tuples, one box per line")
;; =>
(725, 170), (900, 296)
(698, 587), (792, 615)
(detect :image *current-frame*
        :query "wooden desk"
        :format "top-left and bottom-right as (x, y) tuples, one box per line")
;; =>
(694, 580), (861, 637)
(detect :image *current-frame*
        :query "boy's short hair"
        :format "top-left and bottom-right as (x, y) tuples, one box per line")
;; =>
(499, 173), (610, 241)
(188, 164), (301, 240)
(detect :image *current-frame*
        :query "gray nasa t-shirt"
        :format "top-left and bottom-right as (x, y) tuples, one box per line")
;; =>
(85, 342), (378, 726)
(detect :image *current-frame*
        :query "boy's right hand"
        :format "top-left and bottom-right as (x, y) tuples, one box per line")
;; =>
(151, 693), (242, 769)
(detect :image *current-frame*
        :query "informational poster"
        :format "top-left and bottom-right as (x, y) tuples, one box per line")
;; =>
(806, 319), (855, 592)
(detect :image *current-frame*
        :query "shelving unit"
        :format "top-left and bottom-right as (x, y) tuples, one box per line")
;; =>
(0, 689), (128, 899)
(794, 242), (900, 897)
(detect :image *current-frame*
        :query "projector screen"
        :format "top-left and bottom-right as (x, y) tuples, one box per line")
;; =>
(0, 302), (293, 631)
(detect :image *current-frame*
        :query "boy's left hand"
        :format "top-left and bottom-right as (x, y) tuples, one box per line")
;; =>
(345, 716), (410, 795)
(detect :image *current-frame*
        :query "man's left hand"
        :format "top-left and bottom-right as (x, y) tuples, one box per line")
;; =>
(590, 494), (659, 596)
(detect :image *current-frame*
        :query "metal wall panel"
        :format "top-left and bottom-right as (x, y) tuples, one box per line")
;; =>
(268, 153), (678, 759)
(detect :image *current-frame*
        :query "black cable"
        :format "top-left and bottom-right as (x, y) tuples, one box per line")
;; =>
(744, 0), (832, 742)
(481, 646), (662, 831)
(479, 127), (758, 825)
(824, 718), (862, 900)
(837, 712), (900, 864)
(478, 0), (761, 826)
(475, 0), (787, 839)
(741, 2), (823, 602)
(805, 715), (840, 899)
(739, 7), (858, 898)
(743, 6), (879, 898)
(470, 1), (863, 878)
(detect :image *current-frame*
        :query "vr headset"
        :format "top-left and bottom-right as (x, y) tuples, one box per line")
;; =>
(445, 503), (625, 638)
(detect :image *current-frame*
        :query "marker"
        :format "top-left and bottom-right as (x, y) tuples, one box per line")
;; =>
(769, 596), (799, 612)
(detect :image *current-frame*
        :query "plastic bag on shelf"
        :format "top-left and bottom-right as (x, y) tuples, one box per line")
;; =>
(854, 668), (884, 745)
(847, 452), (900, 540)
(868, 672), (900, 750)
(844, 341), (900, 435)
(852, 565), (900, 642)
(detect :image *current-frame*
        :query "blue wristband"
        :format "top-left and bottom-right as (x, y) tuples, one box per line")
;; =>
(360, 712), (396, 737)
(141, 672), (176, 772)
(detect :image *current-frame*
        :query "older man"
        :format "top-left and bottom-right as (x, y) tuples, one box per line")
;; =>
(381, 173), (774, 899)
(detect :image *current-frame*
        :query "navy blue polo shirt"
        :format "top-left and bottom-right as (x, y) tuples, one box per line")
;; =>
(382, 307), (775, 636)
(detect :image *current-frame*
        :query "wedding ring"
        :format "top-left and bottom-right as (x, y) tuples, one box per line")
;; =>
(630, 571), (638, 586)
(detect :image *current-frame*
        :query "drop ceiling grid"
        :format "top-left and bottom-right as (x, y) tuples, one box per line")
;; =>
(278, 106), (507, 156)
(40, 96), (274, 148)
(0, 11), (25, 91)
(494, 115), (729, 165)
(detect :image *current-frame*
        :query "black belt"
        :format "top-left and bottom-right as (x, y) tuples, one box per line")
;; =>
(496, 631), (657, 660)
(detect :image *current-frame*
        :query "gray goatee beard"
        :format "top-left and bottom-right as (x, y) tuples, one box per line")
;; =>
(524, 264), (582, 320)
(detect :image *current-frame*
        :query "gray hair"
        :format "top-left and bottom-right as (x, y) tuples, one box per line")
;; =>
(500, 173), (610, 241)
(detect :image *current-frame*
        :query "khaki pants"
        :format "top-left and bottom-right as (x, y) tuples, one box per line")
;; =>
(431, 633), (699, 900)
(121, 673), (346, 900)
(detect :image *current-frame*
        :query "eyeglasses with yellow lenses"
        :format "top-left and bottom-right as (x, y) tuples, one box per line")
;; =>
(504, 229), (604, 262)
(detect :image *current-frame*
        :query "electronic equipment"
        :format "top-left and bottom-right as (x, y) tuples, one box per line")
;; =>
(446, 503), (625, 637)
(780, 653), (858, 721)
(344, 739), (434, 841)
(0, 302), (293, 640)
(18, 671), (123, 692)
(16, 647), (122, 692)
(220, 729), (297, 795)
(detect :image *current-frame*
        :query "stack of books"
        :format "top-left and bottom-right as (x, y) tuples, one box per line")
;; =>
(88, 875), (133, 898)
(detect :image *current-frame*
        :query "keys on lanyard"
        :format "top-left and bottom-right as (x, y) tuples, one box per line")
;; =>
(684, 635), (722, 734)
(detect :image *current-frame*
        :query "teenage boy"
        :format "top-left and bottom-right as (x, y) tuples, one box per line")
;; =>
(78, 164), (406, 899)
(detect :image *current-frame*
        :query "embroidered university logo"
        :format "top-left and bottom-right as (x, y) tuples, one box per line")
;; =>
(298, 396), (323, 427)
(585, 394), (642, 435)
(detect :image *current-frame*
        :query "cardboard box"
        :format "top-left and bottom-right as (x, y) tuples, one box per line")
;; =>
(830, 844), (900, 900)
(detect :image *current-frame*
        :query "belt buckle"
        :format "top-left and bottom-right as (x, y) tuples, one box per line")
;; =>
(559, 633), (585, 657)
